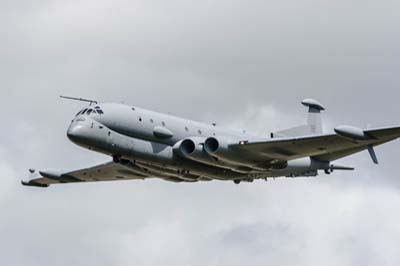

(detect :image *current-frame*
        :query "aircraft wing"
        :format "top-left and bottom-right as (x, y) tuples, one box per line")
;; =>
(231, 126), (400, 163)
(22, 161), (151, 188)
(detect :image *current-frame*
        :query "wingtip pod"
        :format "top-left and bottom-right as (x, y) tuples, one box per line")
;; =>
(21, 180), (49, 188)
(21, 168), (50, 188)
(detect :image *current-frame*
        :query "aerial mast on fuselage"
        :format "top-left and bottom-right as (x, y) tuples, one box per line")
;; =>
(59, 95), (98, 105)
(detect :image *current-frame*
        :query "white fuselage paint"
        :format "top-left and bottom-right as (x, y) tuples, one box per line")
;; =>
(66, 103), (319, 181)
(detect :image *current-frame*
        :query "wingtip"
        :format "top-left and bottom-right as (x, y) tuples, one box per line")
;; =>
(21, 180), (49, 188)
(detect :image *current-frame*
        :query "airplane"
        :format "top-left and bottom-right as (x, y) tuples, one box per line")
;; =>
(22, 96), (400, 187)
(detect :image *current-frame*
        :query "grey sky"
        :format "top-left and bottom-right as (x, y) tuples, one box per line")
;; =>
(1, 0), (400, 265)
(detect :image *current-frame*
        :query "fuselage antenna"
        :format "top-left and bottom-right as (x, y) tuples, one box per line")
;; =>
(60, 95), (98, 105)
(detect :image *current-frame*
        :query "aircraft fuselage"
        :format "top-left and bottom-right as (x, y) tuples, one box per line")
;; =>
(24, 98), (399, 187)
(66, 103), (316, 182)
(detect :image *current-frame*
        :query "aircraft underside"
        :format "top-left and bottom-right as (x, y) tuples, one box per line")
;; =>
(22, 98), (400, 187)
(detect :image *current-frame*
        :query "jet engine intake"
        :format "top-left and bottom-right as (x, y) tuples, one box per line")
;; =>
(178, 138), (197, 156)
(173, 137), (209, 159)
(204, 137), (220, 154)
(173, 137), (251, 173)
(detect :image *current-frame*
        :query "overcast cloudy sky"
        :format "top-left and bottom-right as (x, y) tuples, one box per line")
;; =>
(1, 0), (400, 265)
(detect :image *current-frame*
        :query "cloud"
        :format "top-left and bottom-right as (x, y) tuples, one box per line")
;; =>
(1, 104), (399, 266)
(0, 0), (399, 265)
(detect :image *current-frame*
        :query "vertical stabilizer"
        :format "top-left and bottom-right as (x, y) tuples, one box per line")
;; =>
(302, 99), (325, 135)
(272, 99), (325, 138)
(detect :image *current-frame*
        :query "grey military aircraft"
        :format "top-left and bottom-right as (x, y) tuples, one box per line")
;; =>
(22, 97), (400, 187)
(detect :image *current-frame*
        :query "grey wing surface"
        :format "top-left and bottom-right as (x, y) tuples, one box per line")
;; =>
(22, 161), (151, 187)
(231, 126), (400, 162)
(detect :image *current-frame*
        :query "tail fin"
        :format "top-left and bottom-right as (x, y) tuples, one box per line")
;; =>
(271, 99), (325, 138)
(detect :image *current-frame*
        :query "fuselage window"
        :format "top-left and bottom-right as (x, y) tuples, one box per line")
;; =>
(198, 130), (202, 135)
(150, 119), (154, 123)
(139, 117), (142, 122)
(132, 107), (136, 111)
(185, 127), (189, 132)
(162, 121), (166, 126)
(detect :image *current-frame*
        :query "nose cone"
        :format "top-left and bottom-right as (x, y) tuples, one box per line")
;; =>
(67, 123), (86, 143)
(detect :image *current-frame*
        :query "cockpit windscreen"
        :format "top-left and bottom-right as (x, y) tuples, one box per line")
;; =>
(76, 106), (104, 117)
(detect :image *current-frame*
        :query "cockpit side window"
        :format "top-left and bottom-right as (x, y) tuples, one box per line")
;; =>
(94, 106), (104, 114)
(87, 109), (93, 115)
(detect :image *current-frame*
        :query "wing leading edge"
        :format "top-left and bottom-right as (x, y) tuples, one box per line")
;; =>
(231, 126), (400, 163)
(23, 126), (400, 187)
(22, 161), (150, 188)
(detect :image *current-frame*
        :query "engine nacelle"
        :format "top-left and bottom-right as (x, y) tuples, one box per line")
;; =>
(173, 137), (251, 173)
(204, 137), (237, 161)
(173, 137), (202, 158)
(204, 137), (266, 170)
(173, 137), (224, 166)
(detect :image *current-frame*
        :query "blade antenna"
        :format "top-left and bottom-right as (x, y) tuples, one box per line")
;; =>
(60, 95), (98, 105)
